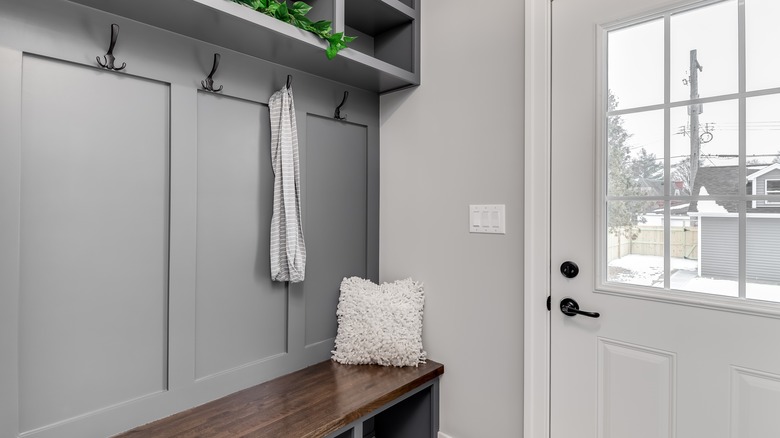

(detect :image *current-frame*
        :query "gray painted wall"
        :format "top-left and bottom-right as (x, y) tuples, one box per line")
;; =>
(0, 1), (378, 437)
(304, 116), (369, 347)
(378, 0), (526, 437)
(19, 56), (170, 433)
(194, 92), (287, 380)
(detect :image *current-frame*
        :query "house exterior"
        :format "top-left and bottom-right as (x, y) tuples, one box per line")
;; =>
(749, 163), (780, 207)
(688, 164), (780, 282)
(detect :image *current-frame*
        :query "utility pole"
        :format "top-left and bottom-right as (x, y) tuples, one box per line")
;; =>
(688, 49), (703, 182)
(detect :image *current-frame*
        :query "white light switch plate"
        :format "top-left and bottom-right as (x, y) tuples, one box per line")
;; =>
(469, 204), (506, 234)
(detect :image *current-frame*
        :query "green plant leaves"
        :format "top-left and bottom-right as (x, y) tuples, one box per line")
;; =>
(230, 0), (354, 59)
(325, 32), (346, 59)
(291, 1), (312, 17)
(324, 33), (356, 60)
(265, 1), (280, 16)
(311, 20), (331, 35)
(274, 2), (289, 21)
(233, 0), (267, 10)
(290, 1), (311, 27)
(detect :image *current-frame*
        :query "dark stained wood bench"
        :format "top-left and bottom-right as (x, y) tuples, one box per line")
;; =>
(115, 359), (444, 438)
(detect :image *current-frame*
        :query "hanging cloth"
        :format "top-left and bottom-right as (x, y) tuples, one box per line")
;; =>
(269, 84), (306, 283)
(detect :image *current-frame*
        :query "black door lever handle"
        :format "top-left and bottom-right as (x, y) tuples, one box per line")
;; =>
(560, 298), (600, 318)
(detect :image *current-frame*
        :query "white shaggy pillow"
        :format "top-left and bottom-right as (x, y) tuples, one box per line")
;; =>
(332, 277), (427, 367)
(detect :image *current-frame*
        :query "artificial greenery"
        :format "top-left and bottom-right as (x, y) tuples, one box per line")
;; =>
(230, 0), (356, 60)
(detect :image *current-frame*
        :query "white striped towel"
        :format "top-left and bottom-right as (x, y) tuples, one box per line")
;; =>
(269, 84), (306, 283)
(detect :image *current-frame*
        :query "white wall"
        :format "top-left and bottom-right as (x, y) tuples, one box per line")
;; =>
(379, 1), (525, 437)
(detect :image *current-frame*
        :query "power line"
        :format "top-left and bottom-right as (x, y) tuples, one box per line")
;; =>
(643, 153), (780, 162)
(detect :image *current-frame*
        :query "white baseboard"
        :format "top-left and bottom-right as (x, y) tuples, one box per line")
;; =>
(439, 432), (454, 438)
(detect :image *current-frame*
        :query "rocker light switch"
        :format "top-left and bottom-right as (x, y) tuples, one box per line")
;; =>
(469, 205), (506, 234)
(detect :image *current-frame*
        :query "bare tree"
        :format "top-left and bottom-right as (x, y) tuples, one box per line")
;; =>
(608, 92), (652, 239)
(672, 157), (693, 196)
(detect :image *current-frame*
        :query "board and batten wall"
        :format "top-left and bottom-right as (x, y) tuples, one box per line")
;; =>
(378, 0), (526, 437)
(0, 1), (378, 437)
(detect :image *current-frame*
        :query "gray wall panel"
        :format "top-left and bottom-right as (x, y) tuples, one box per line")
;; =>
(0, 1), (379, 435)
(304, 116), (368, 347)
(168, 85), (199, 391)
(19, 56), (169, 432)
(195, 92), (287, 379)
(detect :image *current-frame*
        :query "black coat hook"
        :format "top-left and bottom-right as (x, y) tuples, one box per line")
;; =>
(334, 91), (349, 120)
(202, 53), (223, 92)
(96, 23), (126, 71)
(286, 75), (293, 89)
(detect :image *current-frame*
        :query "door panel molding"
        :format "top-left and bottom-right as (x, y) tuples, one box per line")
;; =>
(731, 366), (780, 438)
(598, 338), (676, 438)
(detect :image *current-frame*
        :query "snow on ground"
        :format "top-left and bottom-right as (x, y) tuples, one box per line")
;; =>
(608, 254), (780, 303)
(608, 254), (697, 287)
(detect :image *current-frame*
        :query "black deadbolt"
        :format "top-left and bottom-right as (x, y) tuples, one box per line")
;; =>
(560, 261), (579, 278)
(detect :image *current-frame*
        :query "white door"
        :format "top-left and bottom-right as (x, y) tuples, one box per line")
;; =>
(551, 0), (780, 437)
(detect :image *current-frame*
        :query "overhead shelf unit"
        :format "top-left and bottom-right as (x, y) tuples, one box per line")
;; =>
(343, 0), (418, 74)
(67, 0), (420, 94)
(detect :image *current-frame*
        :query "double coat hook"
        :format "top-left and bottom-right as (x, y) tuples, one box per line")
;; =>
(96, 23), (126, 71)
(202, 53), (223, 92)
(334, 91), (349, 120)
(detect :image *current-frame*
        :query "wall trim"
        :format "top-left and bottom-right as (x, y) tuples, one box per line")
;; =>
(524, 0), (552, 437)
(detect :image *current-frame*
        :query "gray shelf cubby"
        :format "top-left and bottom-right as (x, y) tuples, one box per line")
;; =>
(324, 378), (438, 438)
(67, 0), (420, 93)
(362, 386), (433, 438)
(297, 0), (335, 23)
(344, 0), (419, 78)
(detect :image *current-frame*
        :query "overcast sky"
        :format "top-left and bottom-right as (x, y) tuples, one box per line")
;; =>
(607, 0), (780, 168)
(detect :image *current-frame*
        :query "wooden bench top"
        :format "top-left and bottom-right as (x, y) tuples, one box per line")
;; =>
(116, 360), (444, 438)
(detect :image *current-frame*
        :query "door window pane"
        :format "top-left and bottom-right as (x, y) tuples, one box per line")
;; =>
(746, 0), (780, 91)
(746, 94), (780, 175)
(746, 212), (780, 303)
(607, 200), (664, 288)
(604, 1), (780, 304)
(607, 110), (664, 197)
(608, 19), (664, 110)
(676, 215), (739, 298)
(671, 99), (739, 196)
(671, 1), (738, 102)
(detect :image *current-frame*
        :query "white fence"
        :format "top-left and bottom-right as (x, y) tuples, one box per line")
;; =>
(608, 225), (698, 262)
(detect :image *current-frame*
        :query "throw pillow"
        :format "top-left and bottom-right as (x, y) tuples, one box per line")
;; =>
(332, 276), (427, 367)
